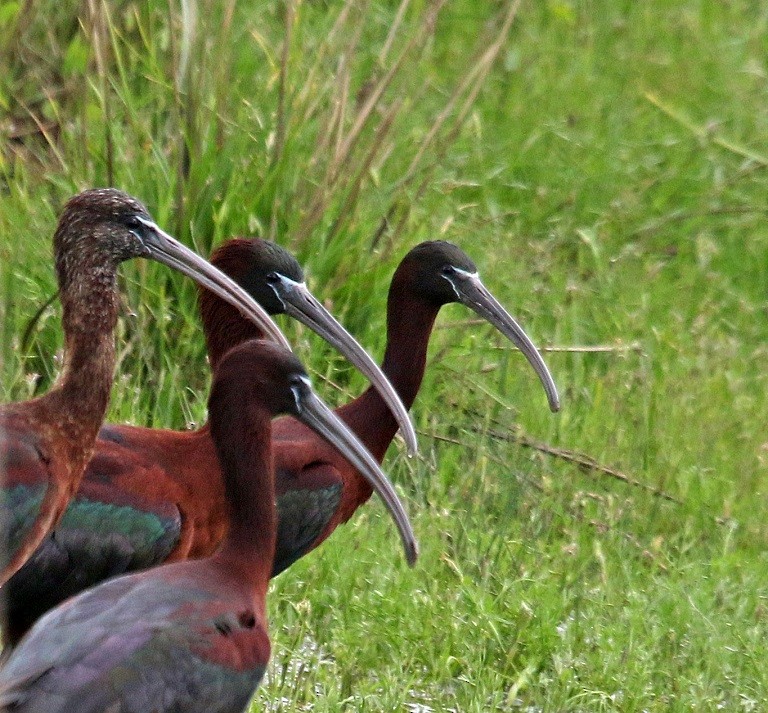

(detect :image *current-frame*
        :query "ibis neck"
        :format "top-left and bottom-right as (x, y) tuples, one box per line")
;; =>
(213, 405), (276, 585)
(45, 267), (119, 460)
(200, 291), (268, 371)
(337, 284), (439, 462)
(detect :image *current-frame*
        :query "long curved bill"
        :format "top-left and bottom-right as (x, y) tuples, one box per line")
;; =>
(292, 378), (418, 566)
(138, 217), (291, 350)
(272, 275), (418, 456)
(448, 270), (560, 412)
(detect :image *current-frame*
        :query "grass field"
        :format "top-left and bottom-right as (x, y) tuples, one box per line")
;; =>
(2, 0), (768, 710)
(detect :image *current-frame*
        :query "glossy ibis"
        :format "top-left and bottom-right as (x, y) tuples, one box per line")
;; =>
(0, 189), (291, 587)
(2, 237), (414, 644)
(270, 240), (559, 570)
(197, 238), (416, 451)
(0, 339), (416, 712)
(3, 240), (556, 642)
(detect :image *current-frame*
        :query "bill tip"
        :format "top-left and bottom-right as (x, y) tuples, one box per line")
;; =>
(406, 539), (419, 567)
(396, 430), (419, 457)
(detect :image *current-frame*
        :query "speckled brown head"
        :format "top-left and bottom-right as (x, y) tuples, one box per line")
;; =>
(53, 189), (153, 292)
(51, 188), (288, 345)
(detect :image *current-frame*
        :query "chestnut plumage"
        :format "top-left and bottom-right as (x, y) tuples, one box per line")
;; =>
(0, 189), (287, 587)
(0, 340), (414, 713)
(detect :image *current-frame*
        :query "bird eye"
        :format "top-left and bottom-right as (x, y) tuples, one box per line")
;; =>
(125, 215), (145, 237)
(289, 374), (308, 391)
(441, 265), (456, 276)
(265, 272), (281, 284)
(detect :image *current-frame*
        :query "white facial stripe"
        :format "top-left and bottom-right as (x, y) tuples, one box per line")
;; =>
(275, 278), (315, 315)
(290, 375), (313, 413)
(279, 276), (303, 289)
(298, 375), (312, 389)
(135, 216), (158, 231)
(290, 384), (303, 413)
(455, 269), (479, 279)
(441, 267), (478, 301)
(135, 217), (179, 247)
(266, 273), (292, 309)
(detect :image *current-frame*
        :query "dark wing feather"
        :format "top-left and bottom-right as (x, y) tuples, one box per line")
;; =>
(273, 478), (342, 576)
(0, 430), (52, 564)
(3, 451), (181, 647)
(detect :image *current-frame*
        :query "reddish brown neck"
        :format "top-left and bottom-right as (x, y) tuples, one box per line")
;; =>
(43, 266), (119, 459)
(336, 277), (440, 462)
(210, 399), (276, 589)
(201, 300), (264, 371)
(200, 289), (268, 371)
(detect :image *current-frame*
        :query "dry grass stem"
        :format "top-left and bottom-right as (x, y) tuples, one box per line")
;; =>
(272, 0), (295, 171)
(644, 91), (768, 168)
(379, 0), (412, 66)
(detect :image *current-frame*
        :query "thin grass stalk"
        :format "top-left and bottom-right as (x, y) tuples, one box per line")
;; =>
(212, 0), (237, 149)
(272, 0), (295, 171)
(400, 0), (522, 189)
(14, 96), (67, 172)
(183, 0), (203, 191)
(296, 0), (443, 244)
(387, 0), (521, 247)
(294, 6), (365, 236)
(293, 0), (367, 134)
(167, 0), (184, 233)
(178, 0), (197, 93)
(378, 0), (411, 66)
(86, 0), (114, 186)
(300, 59), (345, 210)
(0, 0), (35, 68)
(325, 0), (357, 46)
(330, 0), (445, 186)
(292, 0), (361, 124)
(331, 55), (352, 166)
(325, 96), (403, 244)
(645, 91), (768, 168)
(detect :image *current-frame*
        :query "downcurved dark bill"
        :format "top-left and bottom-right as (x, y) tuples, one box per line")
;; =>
(291, 376), (418, 567)
(271, 275), (419, 456)
(447, 269), (560, 413)
(138, 218), (292, 350)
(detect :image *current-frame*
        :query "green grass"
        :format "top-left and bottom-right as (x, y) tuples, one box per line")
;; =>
(2, 0), (768, 709)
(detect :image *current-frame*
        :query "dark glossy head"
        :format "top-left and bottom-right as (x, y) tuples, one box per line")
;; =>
(396, 240), (560, 412)
(207, 239), (304, 316)
(210, 338), (309, 419)
(200, 238), (418, 454)
(209, 339), (418, 565)
(398, 241), (479, 305)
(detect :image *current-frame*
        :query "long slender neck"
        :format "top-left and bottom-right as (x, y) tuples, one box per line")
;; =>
(212, 399), (276, 590)
(336, 274), (440, 462)
(200, 290), (266, 371)
(42, 266), (119, 465)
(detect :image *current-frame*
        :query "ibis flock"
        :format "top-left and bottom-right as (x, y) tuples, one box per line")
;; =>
(0, 188), (559, 712)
